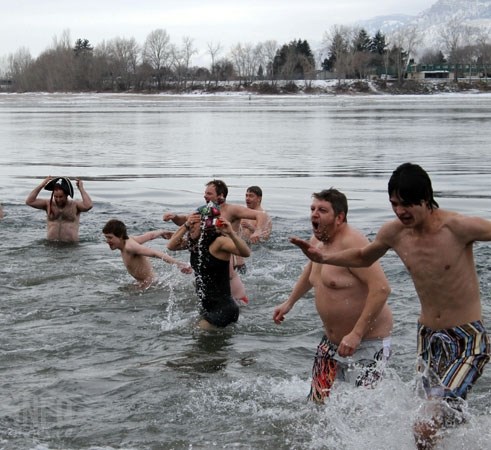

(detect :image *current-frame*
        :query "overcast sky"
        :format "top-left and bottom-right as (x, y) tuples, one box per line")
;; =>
(1, 0), (436, 63)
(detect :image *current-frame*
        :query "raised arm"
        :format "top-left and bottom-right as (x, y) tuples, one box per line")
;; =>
(217, 218), (251, 257)
(166, 221), (191, 251)
(273, 262), (313, 325)
(25, 176), (51, 210)
(75, 179), (93, 212)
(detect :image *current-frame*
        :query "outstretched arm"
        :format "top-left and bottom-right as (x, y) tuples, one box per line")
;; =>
(273, 262), (313, 325)
(134, 229), (173, 245)
(163, 212), (187, 226)
(131, 240), (191, 273)
(289, 236), (388, 268)
(25, 176), (51, 210)
(75, 179), (93, 212)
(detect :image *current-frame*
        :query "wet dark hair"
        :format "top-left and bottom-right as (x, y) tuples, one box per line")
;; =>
(247, 185), (263, 197)
(388, 163), (439, 210)
(206, 179), (228, 199)
(312, 188), (348, 222)
(102, 219), (129, 240)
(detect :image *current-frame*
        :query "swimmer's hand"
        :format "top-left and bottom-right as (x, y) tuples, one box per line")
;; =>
(163, 212), (176, 222)
(160, 230), (174, 240)
(215, 217), (232, 234)
(290, 236), (326, 263)
(178, 262), (193, 274)
(249, 231), (262, 244)
(240, 219), (255, 232)
(273, 301), (293, 325)
(337, 332), (361, 357)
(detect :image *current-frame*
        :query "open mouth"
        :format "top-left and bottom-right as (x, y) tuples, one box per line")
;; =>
(398, 215), (412, 224)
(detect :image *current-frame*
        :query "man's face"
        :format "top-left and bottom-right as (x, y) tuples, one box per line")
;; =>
(390, 194), (427, 228)
(104, 233), (121, 250)
(204, 185), (218, 203)
(204, 184), (225, 204)
(53, 188), (68, 207)
(245, 191), (261, 210)
(310, 198), (341, 242)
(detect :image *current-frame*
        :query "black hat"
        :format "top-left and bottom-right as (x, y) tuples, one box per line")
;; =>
(44, 177), (74, 198)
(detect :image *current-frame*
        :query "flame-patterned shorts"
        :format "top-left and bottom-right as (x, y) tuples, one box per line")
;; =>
(309, 334), (391, 403)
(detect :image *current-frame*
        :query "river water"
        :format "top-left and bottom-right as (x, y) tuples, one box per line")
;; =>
(1, 92), (491, 450)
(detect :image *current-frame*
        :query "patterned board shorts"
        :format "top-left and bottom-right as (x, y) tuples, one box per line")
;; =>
(416, 320), (490, 400)
(309, 334), (391, 403)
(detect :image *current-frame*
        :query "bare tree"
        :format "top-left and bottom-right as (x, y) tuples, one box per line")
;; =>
(171, 37), (197, 90)
(106, 37), (140, 90)
(6, 47), (33, 91)
(142, 29), (171, 89)
(259, 40), (278, 83)
(27, 29), (75, 91)
(207, 41), (222, 86)
(441, 16), (478, 81)
(323, 25), (353, 83)
(475, 28), (491, 80)
(181, 36), (197, 88)
(388, 25), (422, 83)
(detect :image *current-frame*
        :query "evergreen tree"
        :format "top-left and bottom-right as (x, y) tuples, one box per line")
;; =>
(370, 31), (387, 55)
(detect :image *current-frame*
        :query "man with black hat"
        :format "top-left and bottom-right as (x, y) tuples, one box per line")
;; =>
(26, 176), (93, 242)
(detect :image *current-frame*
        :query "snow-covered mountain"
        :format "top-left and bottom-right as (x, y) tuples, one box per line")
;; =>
(357, 0), (491, 53)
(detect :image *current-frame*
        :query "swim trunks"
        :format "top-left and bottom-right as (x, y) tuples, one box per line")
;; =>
(416, 321), (490, 400)
(233, 263), (247, 275)
(309, 334), (391, 403)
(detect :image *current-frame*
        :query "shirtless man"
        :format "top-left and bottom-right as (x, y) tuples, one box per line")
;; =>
(240, 186), (272, 243)
(291, 164), (490, 449)
(273, 188), (393, 403)
(164, 179), (269, 304)
(103, 219), (192, 289)
(232, 186), (273, 275)
(26, 176), (93, 242)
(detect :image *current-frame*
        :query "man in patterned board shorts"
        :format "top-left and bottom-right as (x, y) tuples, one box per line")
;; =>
(291, 163), (491, 449)
(273, 188), (393, 403)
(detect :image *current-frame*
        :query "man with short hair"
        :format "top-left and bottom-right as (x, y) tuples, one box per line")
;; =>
(26, 176), (93, 242)
(240, 185), (272, 243)
(103, 219), (192, 289)
(292, 163), (491, 449)
(274, 188), (393, 403)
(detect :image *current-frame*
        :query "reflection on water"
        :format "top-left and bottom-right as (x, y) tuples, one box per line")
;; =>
(1, 93), (491, 449)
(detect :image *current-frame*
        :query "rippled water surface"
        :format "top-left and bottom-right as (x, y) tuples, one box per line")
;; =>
(1, 92), (491, 449)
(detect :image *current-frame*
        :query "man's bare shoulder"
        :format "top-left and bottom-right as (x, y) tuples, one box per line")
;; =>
(335, 224), (368, 249)
(366, 219), (404, 251)
(125, 237), (142, 254)
(225, 202), (253, 219)
(442, 209), (491, 243)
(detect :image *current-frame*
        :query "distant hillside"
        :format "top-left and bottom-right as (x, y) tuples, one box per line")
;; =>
(356, 0), (491, 54)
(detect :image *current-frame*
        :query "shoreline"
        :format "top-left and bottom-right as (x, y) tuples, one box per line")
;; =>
(2, 79), (491, 97)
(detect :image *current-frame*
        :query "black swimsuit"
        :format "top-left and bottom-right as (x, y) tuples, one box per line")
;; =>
(189, 231), (239, 327)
